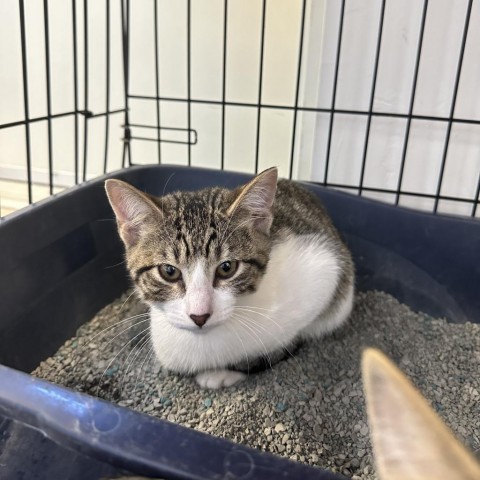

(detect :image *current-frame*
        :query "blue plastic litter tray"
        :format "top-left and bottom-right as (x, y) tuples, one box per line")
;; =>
(0, 165), (479, 479)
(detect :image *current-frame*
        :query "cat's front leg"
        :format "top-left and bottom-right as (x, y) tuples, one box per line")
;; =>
(195, 369), (246, 389)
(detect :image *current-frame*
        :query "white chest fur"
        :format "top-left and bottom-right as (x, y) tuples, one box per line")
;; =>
(149, 234), (352, 376)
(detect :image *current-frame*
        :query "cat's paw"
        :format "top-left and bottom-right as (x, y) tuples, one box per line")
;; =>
(195, 370), (246, 389)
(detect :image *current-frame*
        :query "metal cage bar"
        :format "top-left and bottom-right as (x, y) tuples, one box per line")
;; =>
(103, 0), (111, 174)
(254, 0), (267, 175)
(43, 0), (54, 194)
(121, 0), (131, 168)
(433, 0), (473, 213)
(153, 0), (162, 164)
(324, 0), (345, 185)
(395, 0), (429, 206)
(2, 0), (480, 219)
(289, 0), (307, 180)
(358, 0), (386, 195)
(220, 0), (228, 171)
(186, 0), (192, 166)
(18, 0), (33, 204)
(72, 0), (80, 185)
(82, 0), (89, 182)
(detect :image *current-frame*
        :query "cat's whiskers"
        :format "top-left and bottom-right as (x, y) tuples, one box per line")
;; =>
(95, 325), (151, 398)
(133, 345), (155, 403)
(160, 172), (180, 256)
(234, 307), (283, 331)
(104, 259), (127, 269)
(119, 332), (151, 400)
(88, 317), (150, 359)
(233, 314), (312, 419)
(211, 335), (222, 372)
(79, 312), (149, 353)
(161, 172), (176, 197)
(219, 211), (269, 246)
(67, 313), (149, 378)
(233, 305), (275, 312)
(217, 213), (233, 247)
(217, 214), (246, 247)
(119, 290), (138, 312)
(226, 324), (250, 374)
(236, 311), (318, 439)
(221, 215), (270, 248)
(249, 317), (303, 371)
(217, 191), (244, 246)
(233, 308), (303, 371)
(231, 313), (273, 371)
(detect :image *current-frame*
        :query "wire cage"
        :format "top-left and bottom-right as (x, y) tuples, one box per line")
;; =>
(1, 0), (480, 219)
(1, 2), (480, 479)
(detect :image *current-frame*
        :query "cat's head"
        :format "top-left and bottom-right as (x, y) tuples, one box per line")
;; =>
(105, 167), (277, 332)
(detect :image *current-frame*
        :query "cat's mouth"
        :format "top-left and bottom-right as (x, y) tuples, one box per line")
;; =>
(173, 322), (218, 333)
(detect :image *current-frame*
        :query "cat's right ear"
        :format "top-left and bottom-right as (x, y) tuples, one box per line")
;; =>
(105, 179), (160, 248)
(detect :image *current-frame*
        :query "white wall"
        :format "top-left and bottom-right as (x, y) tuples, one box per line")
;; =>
(312, 0), (480, 216)
(0, 0), (125, 192)
(1, 0), (480, 217)
(128, 0), (312, 177)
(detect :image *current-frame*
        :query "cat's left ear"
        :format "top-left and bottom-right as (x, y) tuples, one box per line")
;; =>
(227, 167), (278, 234)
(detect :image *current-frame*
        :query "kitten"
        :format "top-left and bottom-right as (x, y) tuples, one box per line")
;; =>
(105, 167), (354, 389)
(362, 348), (480, 480)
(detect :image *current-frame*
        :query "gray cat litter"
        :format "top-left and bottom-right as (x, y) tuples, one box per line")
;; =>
(33, 290), (480, 479)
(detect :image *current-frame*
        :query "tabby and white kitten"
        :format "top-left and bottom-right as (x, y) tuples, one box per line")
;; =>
(105, 167), (354, 389)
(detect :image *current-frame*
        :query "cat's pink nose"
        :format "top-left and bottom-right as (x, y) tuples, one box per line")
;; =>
(189, 313), (210, 328)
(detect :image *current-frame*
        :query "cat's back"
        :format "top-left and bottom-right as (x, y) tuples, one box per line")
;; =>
(272, 179), (339, 240)
(260, 178), (354, 339)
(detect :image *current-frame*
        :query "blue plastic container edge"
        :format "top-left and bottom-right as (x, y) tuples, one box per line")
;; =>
(0, 364), (344, 480)
(1, 164), (479, 479)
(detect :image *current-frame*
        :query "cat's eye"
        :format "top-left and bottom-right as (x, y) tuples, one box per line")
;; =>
(215, 260), (238, 279)
(159, 264), (181, 282)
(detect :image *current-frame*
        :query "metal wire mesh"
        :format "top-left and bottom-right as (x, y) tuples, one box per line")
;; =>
(1, 0), (479, 217)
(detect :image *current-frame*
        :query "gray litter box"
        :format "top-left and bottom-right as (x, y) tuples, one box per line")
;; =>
(0, 165), (479, 480)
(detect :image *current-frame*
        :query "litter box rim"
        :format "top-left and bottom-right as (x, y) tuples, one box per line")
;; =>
(0, 164), (479, 479)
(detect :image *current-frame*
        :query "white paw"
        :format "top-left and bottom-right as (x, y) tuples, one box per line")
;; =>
(195, 370), (246, 389)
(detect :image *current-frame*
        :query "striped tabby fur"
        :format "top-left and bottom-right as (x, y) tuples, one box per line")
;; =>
(106, 168), (354, 388)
